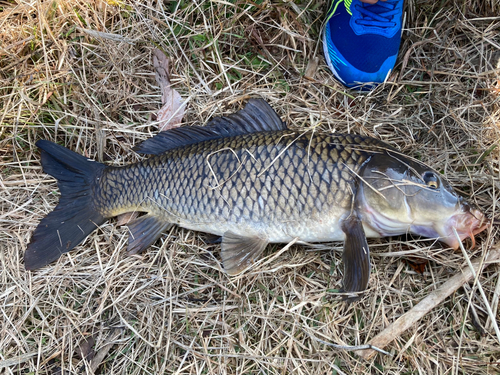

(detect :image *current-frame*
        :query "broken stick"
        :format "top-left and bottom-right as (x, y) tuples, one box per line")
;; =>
(355, 243), (500, 360)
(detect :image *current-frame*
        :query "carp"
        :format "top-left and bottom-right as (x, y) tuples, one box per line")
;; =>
(25, 99), (489, 297)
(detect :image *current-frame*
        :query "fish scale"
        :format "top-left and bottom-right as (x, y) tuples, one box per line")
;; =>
(95, 130), (388, 243)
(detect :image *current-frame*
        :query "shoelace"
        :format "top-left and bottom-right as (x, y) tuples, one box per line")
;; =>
(354, 1), (400, 28)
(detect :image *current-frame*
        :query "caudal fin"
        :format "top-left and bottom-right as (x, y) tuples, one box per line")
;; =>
(25, 140), (107, 270)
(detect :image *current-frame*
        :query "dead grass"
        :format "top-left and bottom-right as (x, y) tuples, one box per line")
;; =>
(1, 0), (500, 374)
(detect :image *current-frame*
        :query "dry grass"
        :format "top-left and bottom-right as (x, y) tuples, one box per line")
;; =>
(1, 0), (500, 374)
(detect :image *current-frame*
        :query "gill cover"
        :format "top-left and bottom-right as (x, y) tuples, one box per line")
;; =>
(357, 151), (465, 242)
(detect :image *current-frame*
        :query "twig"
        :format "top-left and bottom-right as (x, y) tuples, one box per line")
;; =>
(308, 333), (391, 356)
(0, 351), (45, 368)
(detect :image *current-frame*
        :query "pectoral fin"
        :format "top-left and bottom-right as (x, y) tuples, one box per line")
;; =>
(221, 231), (268, 275)
(127, 215), (172, 255)
(341, 215), (371, 301)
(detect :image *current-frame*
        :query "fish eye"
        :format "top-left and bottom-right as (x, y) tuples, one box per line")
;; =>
(422, 171), (439, 189)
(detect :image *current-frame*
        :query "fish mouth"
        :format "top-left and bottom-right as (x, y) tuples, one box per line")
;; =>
(440, 208), (490, 250)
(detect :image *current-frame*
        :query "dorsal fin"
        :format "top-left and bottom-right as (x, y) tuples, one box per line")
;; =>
(134, 98), (287, 155)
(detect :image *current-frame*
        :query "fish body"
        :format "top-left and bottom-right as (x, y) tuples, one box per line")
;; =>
(96, 131), (385, 244)
(25, 99), (489, 298)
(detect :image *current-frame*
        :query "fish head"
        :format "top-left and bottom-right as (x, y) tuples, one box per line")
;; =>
(358, 152), (489, 249)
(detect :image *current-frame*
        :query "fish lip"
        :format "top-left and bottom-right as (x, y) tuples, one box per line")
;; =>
(440, 208), (490, 249)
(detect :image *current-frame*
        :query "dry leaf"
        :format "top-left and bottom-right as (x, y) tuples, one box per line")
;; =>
(404, 257), (428, 274)
(304, 57), (319, 80)
(153, 48), (185, 132)
(76, 335), (96, 361)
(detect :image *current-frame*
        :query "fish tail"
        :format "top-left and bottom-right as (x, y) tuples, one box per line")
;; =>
(25, 140), (107, 270)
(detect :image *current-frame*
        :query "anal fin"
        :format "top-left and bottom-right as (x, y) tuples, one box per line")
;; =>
(341, 215), (371, 302)
(221, 231), (268, 275)
(127, 215), (172, 255)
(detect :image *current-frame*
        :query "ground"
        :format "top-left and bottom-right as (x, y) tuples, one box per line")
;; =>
(1, 0), (500, 374)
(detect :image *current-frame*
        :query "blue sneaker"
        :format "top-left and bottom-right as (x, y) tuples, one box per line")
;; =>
(322, 0), (404, 89)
